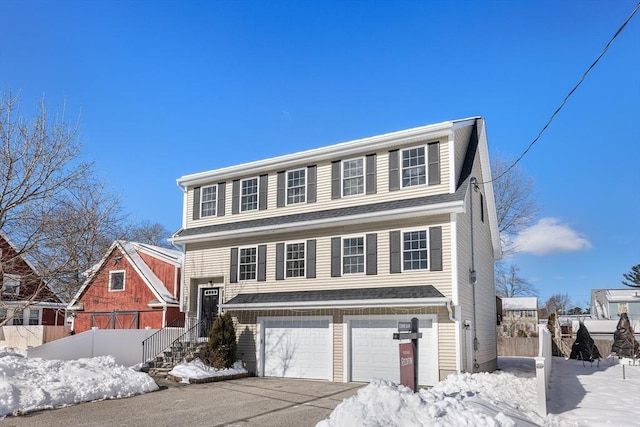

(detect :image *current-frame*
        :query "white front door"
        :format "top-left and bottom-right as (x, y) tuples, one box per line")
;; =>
(347, 315), (438, 386)
(260, 317), (332, 380)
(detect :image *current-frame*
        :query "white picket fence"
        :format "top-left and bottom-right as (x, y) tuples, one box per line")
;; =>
(534, 324), (552, 416)
(27, 326), (159, 367)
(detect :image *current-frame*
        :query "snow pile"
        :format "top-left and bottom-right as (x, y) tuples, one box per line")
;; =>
(0, 347), (158, 417)
(168, 359), (248, 382)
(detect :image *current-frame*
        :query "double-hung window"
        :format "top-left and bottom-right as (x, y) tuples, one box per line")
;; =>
(286, 242), (305, 278)
(12, 310), (24, 325)
(343, 237), (365, 274)
(342, 158), (364, 196)
(401, 147), (426, 187)
(241, 177), (259, 211)
(287, 169), (306, 205)
(28, 309), (40, 325)
(200, 185), (217, 217)
(109, 271), (125, 291)
(239, 247), (257, 280)
(403, 230), (428, 270)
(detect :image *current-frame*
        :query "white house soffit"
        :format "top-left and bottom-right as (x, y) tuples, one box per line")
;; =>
(177, 122), (462, 187)
(222, 297), (451, 311)
(172, 200), (464, 244)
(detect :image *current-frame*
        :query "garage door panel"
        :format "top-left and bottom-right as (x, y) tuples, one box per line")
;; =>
(263, 318), (331, 380)
(349, 316), (438, 386)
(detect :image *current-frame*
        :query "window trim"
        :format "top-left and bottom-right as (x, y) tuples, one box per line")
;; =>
(284, 241), (306, 278)
(28, 309), (40, 325)
(400, 145), (427, 189)
(109, 270), (126, 292)
(401, 228), (429, 272)
(200, 184), (218, 217)
(342, 235), (366, 275)
(238, 246), (258, 281)
(285, 168), (307, 206)
(240, 177), (259, 212)
(341, 156), (366, 197)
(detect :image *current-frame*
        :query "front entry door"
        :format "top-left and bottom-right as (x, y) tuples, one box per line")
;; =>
(199, 287), (220, 338)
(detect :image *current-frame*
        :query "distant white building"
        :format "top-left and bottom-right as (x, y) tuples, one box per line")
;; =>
(589, 288), (640, 338)
(499, 297), (538, 337)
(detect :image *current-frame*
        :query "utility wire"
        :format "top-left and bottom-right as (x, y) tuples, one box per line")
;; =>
(487, 2), (640, 184)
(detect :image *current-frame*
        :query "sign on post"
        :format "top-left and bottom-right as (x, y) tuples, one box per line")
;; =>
(392, 317), (421, 392)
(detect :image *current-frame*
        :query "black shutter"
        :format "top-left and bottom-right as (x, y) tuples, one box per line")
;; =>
(389, 150), (400, 191)
(230, 247), (239, 283)
(192, 187), (201, 220)
(429, 226), (443, 271)
(189, 280), (198, 313)
(428, 142), (441, 185)
(307, 165), (317, 203)
(331, 161), (341, 199)
(259, 174), (268, 210)
(306, 239), (316, 278)
(258, 244), (267, 281)
(217, 182), (226, 217)
(277, 171), (286, 207)
(366, 233), (377, 275)
(366, 154), (377, 195)
(331, 237), (341, 277)
(390, 230), (401, 273)
(276, 243), (285, 280)
(232, 180), (240, 214)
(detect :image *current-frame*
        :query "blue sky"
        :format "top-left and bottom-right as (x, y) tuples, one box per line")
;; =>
(1, 1), (638, 308)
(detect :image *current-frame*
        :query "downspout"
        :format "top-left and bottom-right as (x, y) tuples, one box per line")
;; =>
(469, 177), (479, 370)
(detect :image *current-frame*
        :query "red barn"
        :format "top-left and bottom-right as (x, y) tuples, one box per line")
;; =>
(67, 241), (184, 333)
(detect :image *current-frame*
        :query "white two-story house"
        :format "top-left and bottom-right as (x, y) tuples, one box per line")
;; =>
(171, 117), (502, 386)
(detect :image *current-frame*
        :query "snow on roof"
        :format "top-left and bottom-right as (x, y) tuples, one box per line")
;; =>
(121, 241), (179, 304)
(501, 297), (538, 310)
(605, 289), (640, 301)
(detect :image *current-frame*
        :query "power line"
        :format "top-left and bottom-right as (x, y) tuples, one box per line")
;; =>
(487, 2), (640, 184)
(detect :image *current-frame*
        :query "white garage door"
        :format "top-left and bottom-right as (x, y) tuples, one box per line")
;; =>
(349, 316), (438, 386)
(261, 317), (331, 380)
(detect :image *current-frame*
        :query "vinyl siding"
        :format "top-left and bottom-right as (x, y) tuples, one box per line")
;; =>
(184, 138), (451, 230)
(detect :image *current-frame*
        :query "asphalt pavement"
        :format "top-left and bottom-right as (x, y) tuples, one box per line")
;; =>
(0, 377), (363, 427)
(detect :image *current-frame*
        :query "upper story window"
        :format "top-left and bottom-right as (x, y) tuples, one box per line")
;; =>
(28, 309), (40, 325)
(241, 178), (259, 212)
(200, 185), (217, 217)
(287, 169), (306, 205)
(343, 158), (364, 197)
(1, 273), (20, 295)
(343, 236), (365, 274)
(402, 147), (426, 188)
(109, 270), (125, 291)
(239, 247), (257, 281)
(403, 230), (428, 270)
(286, 242), (305, 278)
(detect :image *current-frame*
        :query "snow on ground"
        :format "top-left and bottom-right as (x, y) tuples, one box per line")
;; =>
(318, 356), (640, 427)
(0, 346), (158, 417)
(1, 346), (639, 426)
(168, 358), (248, 383)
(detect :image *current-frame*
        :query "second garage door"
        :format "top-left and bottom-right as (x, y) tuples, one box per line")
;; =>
(261, 317), (332, 380)
(348, 315), (438, 386)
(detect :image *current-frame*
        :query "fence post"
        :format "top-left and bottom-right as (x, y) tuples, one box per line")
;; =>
(91, 326), (98, 358)
(534, 356), (547, 416)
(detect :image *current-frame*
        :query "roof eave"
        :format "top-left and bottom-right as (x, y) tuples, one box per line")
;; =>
(222, 297), (451, 311)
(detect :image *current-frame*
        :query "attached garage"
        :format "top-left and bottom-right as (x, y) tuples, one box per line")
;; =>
(346, 315), (439, 386)
(258, 316), (332, 380)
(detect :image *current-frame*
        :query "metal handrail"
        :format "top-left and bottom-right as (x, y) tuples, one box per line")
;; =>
(142, 317), (213, 366)
(141, 317), (187, 364)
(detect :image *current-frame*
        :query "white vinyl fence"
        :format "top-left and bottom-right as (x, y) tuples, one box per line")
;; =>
(535, 324), (552, 416)
(27, 327), (159, 367)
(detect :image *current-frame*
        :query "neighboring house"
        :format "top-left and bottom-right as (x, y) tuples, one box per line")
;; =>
(590, 288), (640, 335)
(171, 117), (502, 386)
(67, 241), (184, 333)
(0, 232), (66, 327)
(498, 297), (539, 337)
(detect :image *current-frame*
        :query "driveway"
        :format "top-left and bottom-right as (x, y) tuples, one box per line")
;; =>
(0, 377), (363, 427)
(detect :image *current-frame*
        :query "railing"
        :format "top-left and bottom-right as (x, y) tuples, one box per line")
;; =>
(142, 317), (214, 366)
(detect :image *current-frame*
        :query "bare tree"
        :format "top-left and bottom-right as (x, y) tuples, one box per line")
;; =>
(495, 264), (538, 298)
(491, 156), (538, 256)
(125, 220), (173, 248)
(545, 293), (572, 315)
(0, 94), (127, 325)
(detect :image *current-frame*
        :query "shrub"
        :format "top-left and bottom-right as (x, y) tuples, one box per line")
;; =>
(205, 312), (238, 369)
